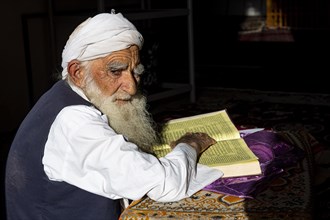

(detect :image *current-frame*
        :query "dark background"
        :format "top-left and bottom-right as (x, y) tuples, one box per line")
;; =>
(1, 0), (329, 219)
(0, 0), (329, 134)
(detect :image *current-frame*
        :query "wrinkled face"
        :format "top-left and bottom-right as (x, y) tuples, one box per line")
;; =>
(67, 45), (159, 152)
(86, 45), (143, 105)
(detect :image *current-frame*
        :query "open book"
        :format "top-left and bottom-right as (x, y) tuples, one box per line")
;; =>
(153, 110), (262, 178)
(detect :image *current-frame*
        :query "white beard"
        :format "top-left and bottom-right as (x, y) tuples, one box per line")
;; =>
(83, 77), (159, 153)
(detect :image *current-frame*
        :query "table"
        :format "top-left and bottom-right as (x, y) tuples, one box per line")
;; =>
(120, 130), (315, 220)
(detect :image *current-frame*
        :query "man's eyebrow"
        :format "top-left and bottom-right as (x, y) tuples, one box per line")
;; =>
(134, 64), (145, 75)
(108, 62), (128, 70)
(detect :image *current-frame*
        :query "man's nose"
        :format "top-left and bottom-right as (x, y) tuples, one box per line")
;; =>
(121, 71), (138, 95)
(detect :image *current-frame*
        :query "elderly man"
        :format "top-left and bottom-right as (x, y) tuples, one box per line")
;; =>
(5, 12), (222, 219)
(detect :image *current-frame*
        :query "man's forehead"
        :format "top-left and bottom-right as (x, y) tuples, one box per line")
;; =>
(105, 46), (140, 63)
(109, 45), (139, 56)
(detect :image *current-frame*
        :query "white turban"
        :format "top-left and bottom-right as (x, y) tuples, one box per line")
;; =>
(61, 12), (144, 79)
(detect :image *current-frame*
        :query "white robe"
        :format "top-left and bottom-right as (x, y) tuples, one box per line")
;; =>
(42, 104), (222, 203)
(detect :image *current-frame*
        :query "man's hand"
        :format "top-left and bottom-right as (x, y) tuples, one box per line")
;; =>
(170, 132), (216, 154)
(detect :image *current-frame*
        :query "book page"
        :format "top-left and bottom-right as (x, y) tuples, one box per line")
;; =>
(159, 110), (240, 144)
(153, 146), (171, 158)
(199, 139), (258, 165)
(152, 109), (261, 177)
(153, 139), (258, 165)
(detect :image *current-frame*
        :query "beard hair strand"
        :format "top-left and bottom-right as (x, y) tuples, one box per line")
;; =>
(83, 75), (160, 153)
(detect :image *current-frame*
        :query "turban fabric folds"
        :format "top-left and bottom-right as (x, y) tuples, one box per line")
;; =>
(61, 11), (144, 79)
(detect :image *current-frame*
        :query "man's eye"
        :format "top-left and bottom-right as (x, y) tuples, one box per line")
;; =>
(109, 69), (122, 76)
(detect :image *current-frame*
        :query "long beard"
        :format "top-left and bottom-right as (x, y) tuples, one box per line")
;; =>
(83, 78), (159, 153)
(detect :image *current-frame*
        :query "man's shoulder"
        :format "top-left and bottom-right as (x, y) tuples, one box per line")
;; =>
(58, 105), (103, 121)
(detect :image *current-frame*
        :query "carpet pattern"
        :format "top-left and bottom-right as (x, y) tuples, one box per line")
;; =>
(120, 130), (314, 220)
(151, 87), (330, 220)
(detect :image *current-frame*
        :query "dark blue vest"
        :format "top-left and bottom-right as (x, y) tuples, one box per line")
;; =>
(5, 80), (121, 220)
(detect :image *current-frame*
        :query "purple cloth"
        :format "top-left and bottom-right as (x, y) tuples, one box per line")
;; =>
(203, 130), (305, 198)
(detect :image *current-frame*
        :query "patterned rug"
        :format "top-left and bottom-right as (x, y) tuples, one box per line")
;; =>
(124, 172), (311, 219)
(120, 130), (314, 220)
(150, 87), (330, 220)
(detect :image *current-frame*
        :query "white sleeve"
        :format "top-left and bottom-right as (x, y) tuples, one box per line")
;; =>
(42, 105), (223, 202)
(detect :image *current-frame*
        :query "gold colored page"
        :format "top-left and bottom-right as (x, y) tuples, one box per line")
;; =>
(199, 139), (258, 166)
(160, 110), (240, 143)
(154, 139), (259, 167)
(153, 110), (258, 164)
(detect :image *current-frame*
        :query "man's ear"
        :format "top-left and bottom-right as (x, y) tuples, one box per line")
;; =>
(67, 60), (84, 87)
